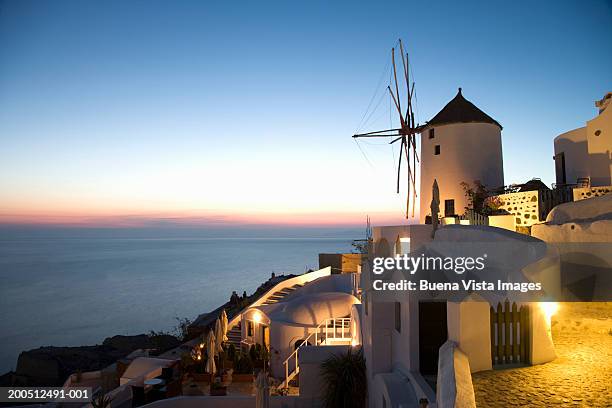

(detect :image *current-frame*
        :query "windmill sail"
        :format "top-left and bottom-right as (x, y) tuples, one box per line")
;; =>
(353, 39), (420, 219)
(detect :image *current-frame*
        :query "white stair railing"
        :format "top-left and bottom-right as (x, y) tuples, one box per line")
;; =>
(279, 317), (351, 389)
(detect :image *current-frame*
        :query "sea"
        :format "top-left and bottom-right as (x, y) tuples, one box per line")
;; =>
(0, 226), (361, 373)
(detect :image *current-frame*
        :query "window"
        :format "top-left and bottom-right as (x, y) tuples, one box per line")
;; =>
(444, 199), (455, 217)
(434, 145), (440, 155)
(429, 128), (435, 139)
(399, 237), (411, 255)
(395, 302), (401, 333)
(247, 321), (254, 337)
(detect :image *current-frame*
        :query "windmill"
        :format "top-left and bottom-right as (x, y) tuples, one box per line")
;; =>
(353, 39), (419, 218)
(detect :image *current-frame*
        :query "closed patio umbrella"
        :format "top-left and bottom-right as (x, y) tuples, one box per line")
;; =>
(255, 371), (270, 408)
(431, 179), (440, 238)
(214, 318), (224, 354)
(221, 310), (229, 342)
(205, 331), (216, 375)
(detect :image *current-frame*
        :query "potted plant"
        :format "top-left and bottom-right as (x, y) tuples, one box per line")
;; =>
(220, 368), (233, 386)
(249, 344), (269, 370)
(209, 378), (227, 396)
(224, 344), (236, 370)
(232, 354), (254, 382)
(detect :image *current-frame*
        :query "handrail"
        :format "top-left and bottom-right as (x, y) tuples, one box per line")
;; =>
(280, 317), (351, 388)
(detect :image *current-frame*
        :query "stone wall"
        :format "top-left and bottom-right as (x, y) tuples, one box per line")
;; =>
(494, 191), (540, 227)
(573, 185), (612, 201)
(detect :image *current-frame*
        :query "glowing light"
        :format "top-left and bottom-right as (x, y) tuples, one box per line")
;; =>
(199, 343), (204, 349)
(540, 302), (559, 320)
(253, 311), (262, 324)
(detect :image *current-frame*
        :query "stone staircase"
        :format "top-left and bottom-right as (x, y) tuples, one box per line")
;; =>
(226, 321), (242, 349)
(261, 283), (304, 305)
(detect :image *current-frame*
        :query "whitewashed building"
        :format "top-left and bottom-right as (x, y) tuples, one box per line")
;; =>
(361, 224), (561, 408)
(554, 92), (612, 187)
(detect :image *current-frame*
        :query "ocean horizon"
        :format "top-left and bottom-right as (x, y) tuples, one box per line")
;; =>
(0, 225), (362, 373)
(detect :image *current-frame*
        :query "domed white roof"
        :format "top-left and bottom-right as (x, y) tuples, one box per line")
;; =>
(256, 292), (359, 326)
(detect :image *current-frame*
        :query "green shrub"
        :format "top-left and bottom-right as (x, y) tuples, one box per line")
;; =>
(235, 354), (253, 374)
(226, 343), (237, 361)
(321, 348), (366, 408)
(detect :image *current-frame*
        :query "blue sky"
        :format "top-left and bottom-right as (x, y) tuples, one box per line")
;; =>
(0, 0), (610, 225)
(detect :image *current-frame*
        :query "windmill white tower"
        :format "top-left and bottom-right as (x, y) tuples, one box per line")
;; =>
(418, 88), (504, 223)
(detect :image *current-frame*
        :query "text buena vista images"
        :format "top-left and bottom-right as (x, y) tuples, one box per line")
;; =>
(371, 254), (542, 293)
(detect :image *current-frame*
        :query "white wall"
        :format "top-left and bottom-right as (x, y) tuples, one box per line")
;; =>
(390, 297), (420, 374)
(436, 341), (476, 408)
(554, 127), (589, 185)
(420, 122), (504, 223)
(554, 102), (612, 187)
(298, 345), (352, 403)
(268, 322), (310, 378)
(529, 304), (557, 365)
(585, 104), (612, 186)
(488, 214), (515, 231)
(446, 301), (492, 373)
(371, 372), (419, 408)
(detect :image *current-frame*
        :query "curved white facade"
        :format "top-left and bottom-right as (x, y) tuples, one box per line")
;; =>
(553, 95), (612, 187)
(419, 122), (504, 222)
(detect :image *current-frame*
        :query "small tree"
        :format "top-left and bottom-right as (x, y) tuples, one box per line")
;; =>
(321, 348), (367, 408)
(460, 180), (489, 214)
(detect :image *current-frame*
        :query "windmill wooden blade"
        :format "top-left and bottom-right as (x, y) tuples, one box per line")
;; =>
(399, 41), (411, 121)
(406, 79), (415, 120)
(396, 137), (404, 193)
(387, 86), (406, 128)
(353, 128), (401, 138)
(391, 48), (402, 121)
(405, 140), (412, 219)
(399, 40), (409, 85)
(353, 132), (401, 138)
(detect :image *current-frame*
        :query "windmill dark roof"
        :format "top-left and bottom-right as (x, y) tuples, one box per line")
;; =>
(422, 88), (502, 130)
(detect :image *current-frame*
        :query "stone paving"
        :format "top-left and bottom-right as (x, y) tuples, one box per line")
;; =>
(472, 302), (612, 407)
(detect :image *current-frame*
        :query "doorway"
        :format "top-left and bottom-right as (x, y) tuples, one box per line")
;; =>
(444, 199), (455, 217)
(419, 301), (448, 375)
(261, 325), (269, 349)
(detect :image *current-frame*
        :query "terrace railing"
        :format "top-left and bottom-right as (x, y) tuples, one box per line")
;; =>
(280, 317), (351, 389)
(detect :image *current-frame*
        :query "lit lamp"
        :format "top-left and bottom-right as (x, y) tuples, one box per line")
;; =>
(252, 310), (262, 324)
(540, 302), (559, 320)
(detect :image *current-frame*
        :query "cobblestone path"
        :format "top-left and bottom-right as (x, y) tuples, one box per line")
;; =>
(472, 303), (612, 407)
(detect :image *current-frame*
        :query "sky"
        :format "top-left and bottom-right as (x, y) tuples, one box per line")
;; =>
(1, 0), (611, 227)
